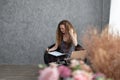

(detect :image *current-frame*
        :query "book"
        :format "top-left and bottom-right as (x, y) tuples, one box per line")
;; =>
(48, 51), (65, 57)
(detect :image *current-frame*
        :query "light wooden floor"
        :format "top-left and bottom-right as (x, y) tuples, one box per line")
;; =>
(0, 65), (39, 80)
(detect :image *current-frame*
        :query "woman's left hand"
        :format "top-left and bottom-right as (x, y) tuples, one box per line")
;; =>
(69, 29), (74, 36)
(69, 29), (78, 46)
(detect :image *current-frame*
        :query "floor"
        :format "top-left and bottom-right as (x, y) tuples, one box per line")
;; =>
(0, 65), (39, 80)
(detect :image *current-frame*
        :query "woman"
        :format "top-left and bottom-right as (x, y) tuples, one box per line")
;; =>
(47, 20), (78, 57)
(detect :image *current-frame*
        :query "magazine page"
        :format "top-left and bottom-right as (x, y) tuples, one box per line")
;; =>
(48, 51), (65, 57)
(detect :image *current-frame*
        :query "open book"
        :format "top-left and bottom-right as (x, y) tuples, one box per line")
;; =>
(48, 51), (65, 57)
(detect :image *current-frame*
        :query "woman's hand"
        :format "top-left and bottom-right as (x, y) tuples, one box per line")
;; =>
(46, 48), (49, 52)
(46, 43), (58, 52)
(69, 29), (74, 36)
(69, 29), (78, 46)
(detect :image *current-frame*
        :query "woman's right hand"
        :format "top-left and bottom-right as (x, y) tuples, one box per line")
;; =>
(46, 48), (49, 52)
(46, 43), (58, 52)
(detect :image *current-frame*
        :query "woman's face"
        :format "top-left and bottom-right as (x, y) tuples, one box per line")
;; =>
(60, 24), (66, 34)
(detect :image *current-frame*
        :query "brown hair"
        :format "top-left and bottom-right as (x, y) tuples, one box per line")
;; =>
(56, 20), (76, 46)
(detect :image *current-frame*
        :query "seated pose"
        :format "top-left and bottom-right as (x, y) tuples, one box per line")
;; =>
(47, 20), (78, 57)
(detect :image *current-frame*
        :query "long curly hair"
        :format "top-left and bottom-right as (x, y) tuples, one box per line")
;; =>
(56, 20), (76, 46)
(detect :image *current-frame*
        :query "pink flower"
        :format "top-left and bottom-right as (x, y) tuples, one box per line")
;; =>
(92, 73), (105, 80)
(70, 59), (80, 68)
(38, 67), (59, 80)
(73, 70), (92, 80)
(58, 65), (71, 78)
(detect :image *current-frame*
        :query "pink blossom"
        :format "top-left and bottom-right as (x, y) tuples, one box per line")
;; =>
(74, 75), (88, 80)
(70, 59), (80, 68)
(73, 70), (92, 80)
(58, 65), (71, 78)
(38, 67), (59, 80)
(92, 73), (105, 80)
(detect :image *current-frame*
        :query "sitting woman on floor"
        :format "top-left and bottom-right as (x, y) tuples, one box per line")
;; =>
(47, 20), (78, 57)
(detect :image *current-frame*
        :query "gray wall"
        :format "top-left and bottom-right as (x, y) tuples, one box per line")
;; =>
(0, 0), (111, 64)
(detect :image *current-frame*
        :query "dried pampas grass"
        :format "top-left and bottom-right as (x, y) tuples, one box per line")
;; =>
(82, 27), (120, 80)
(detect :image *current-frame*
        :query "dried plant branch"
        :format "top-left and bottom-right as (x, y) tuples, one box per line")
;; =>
(82, 27), (120, 80)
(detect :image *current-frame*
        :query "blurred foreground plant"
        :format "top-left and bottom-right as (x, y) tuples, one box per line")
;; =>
(38, 59), (111, 80)
(82, 27), (120, 80)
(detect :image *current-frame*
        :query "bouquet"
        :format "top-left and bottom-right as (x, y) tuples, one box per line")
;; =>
(38, 59), (111, 80)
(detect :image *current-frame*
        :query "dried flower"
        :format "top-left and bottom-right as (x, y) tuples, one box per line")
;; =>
(82, 27), (120, 80)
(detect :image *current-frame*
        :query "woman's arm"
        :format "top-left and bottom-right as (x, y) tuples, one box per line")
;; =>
(69, 29), (78, 46)
(47, 42), (58, 52)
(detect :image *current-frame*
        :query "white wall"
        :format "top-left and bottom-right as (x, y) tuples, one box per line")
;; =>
(109, 0), (120, 35)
